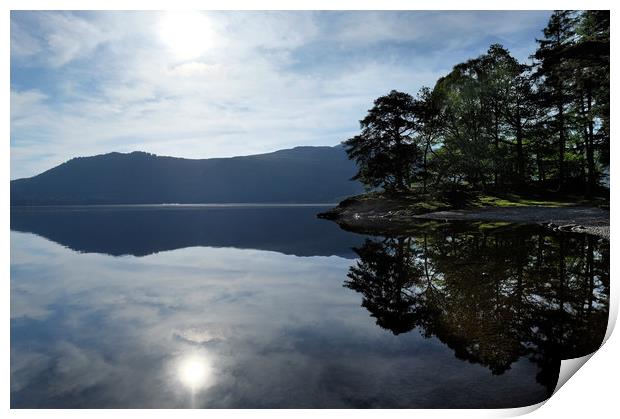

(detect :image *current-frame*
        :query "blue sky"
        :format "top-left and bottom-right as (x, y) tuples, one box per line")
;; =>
(11, 10), (551, 179)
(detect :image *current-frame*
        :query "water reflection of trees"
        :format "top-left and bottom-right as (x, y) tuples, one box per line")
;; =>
(345, 226), (609, 393)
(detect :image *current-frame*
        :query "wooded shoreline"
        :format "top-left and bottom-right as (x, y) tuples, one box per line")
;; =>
(321, 11), (610, 239)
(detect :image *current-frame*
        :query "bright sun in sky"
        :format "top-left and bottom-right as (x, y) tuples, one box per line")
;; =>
(159, 12), (214, 59)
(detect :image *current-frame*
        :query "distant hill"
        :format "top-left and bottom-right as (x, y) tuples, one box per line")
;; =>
(11, 146), (364, 205)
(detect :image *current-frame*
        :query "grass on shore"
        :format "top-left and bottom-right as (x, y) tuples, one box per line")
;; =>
(321, 191), (609, 218)
(471, 192), (608, 209)
(367, 190), (593, 210)
(472, 194), (570, 208)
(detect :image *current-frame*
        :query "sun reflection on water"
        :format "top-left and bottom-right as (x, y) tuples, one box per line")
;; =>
(176, 352), (213, 393)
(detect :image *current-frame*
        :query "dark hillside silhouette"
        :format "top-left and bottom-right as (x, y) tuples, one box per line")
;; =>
(11, 145), (363, 205)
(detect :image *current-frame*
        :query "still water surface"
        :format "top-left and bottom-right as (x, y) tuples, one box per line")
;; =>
(10, 206), (609, 408)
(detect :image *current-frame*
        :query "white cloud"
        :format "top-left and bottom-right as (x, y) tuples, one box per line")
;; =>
(11, 11), (135, 68)
(10, 11), (551, 179)
(11, 89), (48, 118)
(169, 61), (219, 77)
(330, 11), (546, 47)
(41, 12), (116, 67)
(10, 19), (42, 58)
(218, 11), (320, 51)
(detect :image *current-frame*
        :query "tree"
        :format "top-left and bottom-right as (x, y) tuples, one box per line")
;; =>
(478, 44), (514, 186)
(343, 11), (609, 197)
(437, 44), (535, 188)
(532, 10), (578, 189)
(344, 90), (419, 192)
(571, 10), (610, 194)
(467, 44), (541, 187)
(412, 87), (442, 192)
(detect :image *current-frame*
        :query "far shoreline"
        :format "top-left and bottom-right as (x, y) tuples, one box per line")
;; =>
(10, 203), (339, 208)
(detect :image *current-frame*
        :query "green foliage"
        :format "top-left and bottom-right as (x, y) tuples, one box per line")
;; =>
(344, 11), (609, 199)
(532, 10), (609, 192)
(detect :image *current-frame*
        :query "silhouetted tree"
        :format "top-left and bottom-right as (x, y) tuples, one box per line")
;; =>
(571, 10), (610, 194)
(344, 90), (420, 192)
(532, 11), (578, 189)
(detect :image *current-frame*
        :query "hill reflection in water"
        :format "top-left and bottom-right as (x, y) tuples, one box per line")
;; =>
(10, 205), (363, 258)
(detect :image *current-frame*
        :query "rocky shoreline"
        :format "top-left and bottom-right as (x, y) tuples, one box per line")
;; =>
(318, 196), (610, 239)
(413, 207), (610, 239)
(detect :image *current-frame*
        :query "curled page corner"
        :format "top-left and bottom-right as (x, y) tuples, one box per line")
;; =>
(498, 400), (546, 417)
(496, 352), (598, 419)
(603, 291), (618, 344)
(553, 353), (595, 395)
(527, 274), (616, 411)
(502, 353), (599, 417)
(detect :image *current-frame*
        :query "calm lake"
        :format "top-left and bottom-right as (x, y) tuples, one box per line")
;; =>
(10, 205), (609, 408)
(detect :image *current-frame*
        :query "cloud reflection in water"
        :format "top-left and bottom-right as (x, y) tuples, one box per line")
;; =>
(10, 207), (608, 408)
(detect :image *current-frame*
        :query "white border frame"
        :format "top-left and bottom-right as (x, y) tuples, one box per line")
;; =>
(3, 1), (617, 418)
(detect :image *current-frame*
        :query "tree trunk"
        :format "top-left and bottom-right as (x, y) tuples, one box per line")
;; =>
(536, 148), (545, 182)
(558, 100), (566, 190)
(586, 89), (596, 195)
(423, 140), (429, 193)
(393, 125), (405, 191)
(494, 109), (500, 187)
(516, 111), (525, 185)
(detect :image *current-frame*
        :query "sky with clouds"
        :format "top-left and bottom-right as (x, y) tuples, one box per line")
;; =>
(10, 10), (552, 179)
